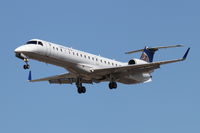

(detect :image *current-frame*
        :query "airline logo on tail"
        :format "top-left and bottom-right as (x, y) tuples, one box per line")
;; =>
(140, 47), (155, 62)
(140, 52), (150, 62)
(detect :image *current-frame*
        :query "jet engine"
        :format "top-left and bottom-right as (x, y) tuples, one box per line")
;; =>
(128, 59), (147, 65)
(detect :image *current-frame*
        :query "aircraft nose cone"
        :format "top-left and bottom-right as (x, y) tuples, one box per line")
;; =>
(14, 45), (27, 53)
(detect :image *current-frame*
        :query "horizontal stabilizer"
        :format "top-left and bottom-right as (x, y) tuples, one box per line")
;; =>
(125, 44), (183, 54)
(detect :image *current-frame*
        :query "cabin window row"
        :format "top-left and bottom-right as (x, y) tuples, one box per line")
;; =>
(51, 46), (120, 66)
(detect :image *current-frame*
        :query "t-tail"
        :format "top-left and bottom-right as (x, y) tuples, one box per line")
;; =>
(125, 44), (184, 62)
(140, 47), (156, 62)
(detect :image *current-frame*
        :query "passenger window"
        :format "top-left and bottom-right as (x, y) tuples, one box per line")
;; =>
(88, 56), (90, 59)
(60, 48), (62, 52)
(96, 58), (98, 61)
(56, 48), (58, 51)
(84, 55), (86, 58)
(77, 53), (79, 56)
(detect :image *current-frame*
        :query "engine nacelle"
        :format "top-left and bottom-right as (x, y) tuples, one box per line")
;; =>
(128, 58), (147, 65)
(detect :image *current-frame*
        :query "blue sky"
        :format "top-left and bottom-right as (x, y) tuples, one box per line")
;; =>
(0, 0), (199, 132)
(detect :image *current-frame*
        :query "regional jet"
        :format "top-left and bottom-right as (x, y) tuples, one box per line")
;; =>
(14, 39), (190, 94)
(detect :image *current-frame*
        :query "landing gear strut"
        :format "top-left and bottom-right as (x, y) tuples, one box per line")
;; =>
(23, 58), (30, 70)
(76, 78), (86, 94)
(109, 82), (117, 89)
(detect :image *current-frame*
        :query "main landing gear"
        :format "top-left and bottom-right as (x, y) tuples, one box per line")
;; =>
(76, 78), (86, 94)
(23, 58), (30, 69)
(77, 86), (86, 94)
(109, 82), (117, 89)
(108, 75), (117, 89)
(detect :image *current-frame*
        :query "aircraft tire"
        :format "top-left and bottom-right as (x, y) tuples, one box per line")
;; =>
(77, 87), (86, 94)
(23, 64), (30, 69)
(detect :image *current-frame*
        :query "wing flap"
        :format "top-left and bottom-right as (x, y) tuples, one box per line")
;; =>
(29, 72), (93, 84)
(93, 59), (180, 75)
(29, 73), (76, 82)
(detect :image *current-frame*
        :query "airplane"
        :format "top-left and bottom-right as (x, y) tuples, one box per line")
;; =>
(14, 39), (190, 94)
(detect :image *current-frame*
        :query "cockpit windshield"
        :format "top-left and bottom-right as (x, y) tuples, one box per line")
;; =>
(26, 41), (37, 44)
(26, 41), (43, 46)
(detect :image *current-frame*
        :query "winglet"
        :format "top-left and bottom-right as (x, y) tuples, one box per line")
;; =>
(183, 48), (190, 60)
(28, 70), (32, 81)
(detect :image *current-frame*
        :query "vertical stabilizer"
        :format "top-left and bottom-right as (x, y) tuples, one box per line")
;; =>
(140, 47), (156, 62)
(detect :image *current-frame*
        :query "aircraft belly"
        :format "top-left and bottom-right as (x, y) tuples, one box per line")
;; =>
(24, 52), (71, 68)
(24, 52), (94, 76)
(118, 73), (152, 84)
(118, 78), (140, 84)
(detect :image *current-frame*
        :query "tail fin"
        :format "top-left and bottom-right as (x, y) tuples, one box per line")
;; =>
(140, 47), (156, 62)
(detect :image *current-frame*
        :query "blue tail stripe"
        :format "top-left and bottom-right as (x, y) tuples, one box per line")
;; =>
(144, 49), (155, 62)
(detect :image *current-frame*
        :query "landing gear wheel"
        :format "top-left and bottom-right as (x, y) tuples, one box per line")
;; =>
(23, 64), (30, 69)
(113, 82), (117, 89)
(78, 87), (82, 94)
(82, 87), (86, 93)
(77, 86), (86, 94)
(109, 82), (117, 89)
(109, 83), (113, 89)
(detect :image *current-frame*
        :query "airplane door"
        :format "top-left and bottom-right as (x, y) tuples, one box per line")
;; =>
(45, 43), (51, 57)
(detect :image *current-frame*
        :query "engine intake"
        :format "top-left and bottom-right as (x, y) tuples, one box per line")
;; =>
(128, 59), (136, 65)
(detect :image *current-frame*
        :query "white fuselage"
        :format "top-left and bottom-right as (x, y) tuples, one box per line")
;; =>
(15, 39), (151, 84)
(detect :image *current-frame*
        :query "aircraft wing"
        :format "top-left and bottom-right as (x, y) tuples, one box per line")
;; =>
(29, 72), (92, 84)
(93, 48), (190, 75)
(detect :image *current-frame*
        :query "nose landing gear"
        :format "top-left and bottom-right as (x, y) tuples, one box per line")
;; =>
(23, 58), (30, 70)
